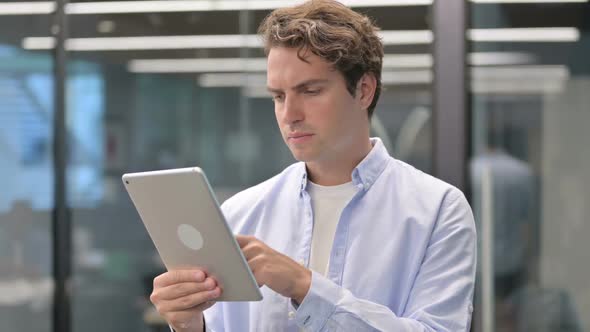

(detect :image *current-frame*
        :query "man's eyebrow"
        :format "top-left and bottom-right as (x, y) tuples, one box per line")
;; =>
(267, 86), (283, 94)
(293, 79), (329, 90)
(267, 79), (329, 94)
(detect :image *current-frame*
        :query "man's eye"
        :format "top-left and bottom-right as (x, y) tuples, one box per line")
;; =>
(272, 95), (285, 102)
(304, 89), (320, 95)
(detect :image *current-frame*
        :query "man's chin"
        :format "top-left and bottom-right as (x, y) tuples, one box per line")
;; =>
(291, 153), (308, 162)
(289, 149), (316, 163)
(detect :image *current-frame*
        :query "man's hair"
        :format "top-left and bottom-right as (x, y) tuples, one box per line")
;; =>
(258, 0), (384, 118)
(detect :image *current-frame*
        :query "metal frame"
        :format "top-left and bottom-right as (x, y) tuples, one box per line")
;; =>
(432, 0), (470, 193)
(52, 1), (71, 332)
(432, 2), (472, 330)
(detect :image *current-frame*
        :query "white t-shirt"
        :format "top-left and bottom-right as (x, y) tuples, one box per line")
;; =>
(307, 180), (357, 276)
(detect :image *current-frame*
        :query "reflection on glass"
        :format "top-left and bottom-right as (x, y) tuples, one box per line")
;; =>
(0, 13), (54, 331)
(470, 1), (589, 331)
(67, 64), (105, 208)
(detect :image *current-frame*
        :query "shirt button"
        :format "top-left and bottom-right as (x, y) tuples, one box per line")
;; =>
(356, 183), (364, 190)
(298, 259), (305, 266)
(288, 311), (295, 319)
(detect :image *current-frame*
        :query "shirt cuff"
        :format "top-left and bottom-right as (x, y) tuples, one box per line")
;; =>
(293, 270), (340, 331)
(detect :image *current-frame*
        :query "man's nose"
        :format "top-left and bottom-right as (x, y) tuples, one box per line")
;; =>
(283, 95), (304, 124)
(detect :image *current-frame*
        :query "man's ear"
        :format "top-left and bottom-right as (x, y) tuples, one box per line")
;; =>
(357, 73), (377, 112)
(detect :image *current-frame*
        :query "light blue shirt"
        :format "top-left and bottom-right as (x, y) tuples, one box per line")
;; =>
(204, 138), (477, 331)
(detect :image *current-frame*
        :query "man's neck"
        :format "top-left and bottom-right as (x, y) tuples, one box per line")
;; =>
(305, 139), (373, 186)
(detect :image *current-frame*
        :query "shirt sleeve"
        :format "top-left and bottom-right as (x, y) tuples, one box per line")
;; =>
(293, 189), (477, 332)
(205, 320), (214, 332)
(167, 326), (214, 332)
(168, 316), (214, 332)
(202, 303), (223, 332)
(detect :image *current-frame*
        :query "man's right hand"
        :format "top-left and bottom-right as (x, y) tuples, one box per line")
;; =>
(150, 269), (222, 332)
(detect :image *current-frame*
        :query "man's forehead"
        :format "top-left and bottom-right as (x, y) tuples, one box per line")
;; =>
(265, 47), (341, 90)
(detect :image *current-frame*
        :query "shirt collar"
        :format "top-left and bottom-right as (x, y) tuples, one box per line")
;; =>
(297, 137), (390, 194)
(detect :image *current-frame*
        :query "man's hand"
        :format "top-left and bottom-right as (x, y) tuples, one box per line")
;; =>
(150, 269), (221, 332)
(236, 235), (311, 304)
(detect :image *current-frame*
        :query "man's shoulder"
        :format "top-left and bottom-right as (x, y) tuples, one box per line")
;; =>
(388, 158), (474, 233)
(386, 157), (466, 208)
(391, 157), (459, 192)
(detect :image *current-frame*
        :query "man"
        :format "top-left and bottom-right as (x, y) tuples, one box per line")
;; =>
(470, 126), (534, 330)
(150, 1), (476, 331)
(470, 126), (534, 298)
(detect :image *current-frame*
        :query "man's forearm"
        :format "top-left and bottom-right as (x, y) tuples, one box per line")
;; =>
(169, 315), (206, 332)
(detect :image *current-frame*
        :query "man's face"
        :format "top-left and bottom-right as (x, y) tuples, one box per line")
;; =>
(267, 47), (368, 164)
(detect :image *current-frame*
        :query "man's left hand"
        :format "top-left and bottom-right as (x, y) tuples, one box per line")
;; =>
(236, 235), (311, 304)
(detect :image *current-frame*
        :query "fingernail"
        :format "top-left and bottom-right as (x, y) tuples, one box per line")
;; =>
(209, 289), (220, 298)
(205, 278), (214, 289)
(195, 271), (204, 281)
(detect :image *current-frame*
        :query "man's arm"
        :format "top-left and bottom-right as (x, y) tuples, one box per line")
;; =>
(293, 189), (477, 332)
(169, 317), (208, 332)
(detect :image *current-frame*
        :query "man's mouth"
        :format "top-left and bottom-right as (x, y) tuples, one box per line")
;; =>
(288, 133), (314, 142)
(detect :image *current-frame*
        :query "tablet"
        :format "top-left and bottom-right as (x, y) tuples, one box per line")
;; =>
(122, 167), (262, 302)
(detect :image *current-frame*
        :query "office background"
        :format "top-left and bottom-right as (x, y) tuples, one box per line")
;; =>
(0, 0), (588, 331)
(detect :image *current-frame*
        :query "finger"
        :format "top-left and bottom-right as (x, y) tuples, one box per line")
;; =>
(247, 255), (265, 272)
(240, 241), (267, 261)
(241, 245), (257, 261)
(152, 277), (217, 302)
(194, 300), (216, 312)
(235, 235), (257, 248)
(154, 270), (206, 288)
(247, 256), (267, 287)
(242, 246), (266, 262)
(158, 287), (222, 313)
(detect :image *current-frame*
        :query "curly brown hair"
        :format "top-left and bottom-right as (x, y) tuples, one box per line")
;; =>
(258, 0), (384, 118)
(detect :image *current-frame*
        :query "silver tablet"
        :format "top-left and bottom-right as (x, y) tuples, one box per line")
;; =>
(122, 167), (262, 302)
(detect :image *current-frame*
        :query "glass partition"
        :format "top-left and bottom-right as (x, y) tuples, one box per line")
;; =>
(0, 3), (54, 331)
(469, 1), (590, 331)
